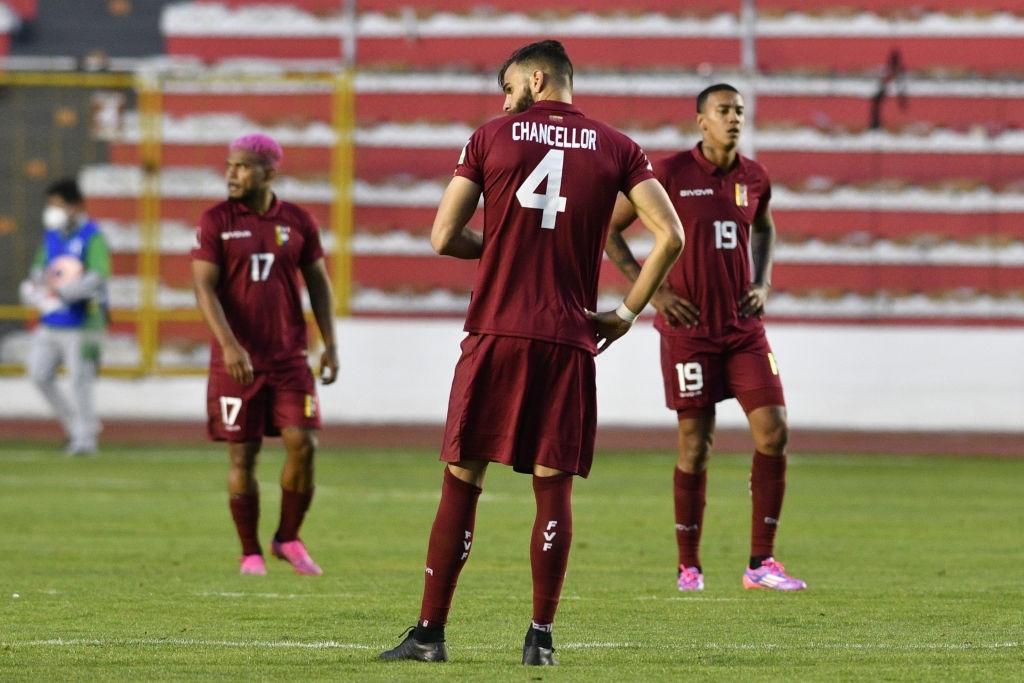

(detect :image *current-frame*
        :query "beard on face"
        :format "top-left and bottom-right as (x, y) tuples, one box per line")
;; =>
(227, 185), (255, 203)
(511, 90), (534, 114)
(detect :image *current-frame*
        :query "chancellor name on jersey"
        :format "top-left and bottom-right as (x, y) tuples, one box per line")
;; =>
(511, 120), (598, 150)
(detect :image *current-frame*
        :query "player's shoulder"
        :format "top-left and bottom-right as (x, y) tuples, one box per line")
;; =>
(473, 112), (516, 139)
(198, 200), (235, 223)
(272, 198), (318, 229)
(737, 152), (771, 180)
(653, 148), (701, 176)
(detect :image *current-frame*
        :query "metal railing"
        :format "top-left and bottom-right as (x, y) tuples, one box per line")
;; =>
(0, 68), (354, 377)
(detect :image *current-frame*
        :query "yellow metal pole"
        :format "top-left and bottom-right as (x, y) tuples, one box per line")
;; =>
(135, 72), (163, 375)
(0, 71), (136, 376)
(330, 69), (355, 317)
(0, 71), (134, 89)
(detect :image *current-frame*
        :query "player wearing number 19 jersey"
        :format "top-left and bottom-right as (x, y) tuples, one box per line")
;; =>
(606, 83), (805, 593)
(381, 40), (683, 666)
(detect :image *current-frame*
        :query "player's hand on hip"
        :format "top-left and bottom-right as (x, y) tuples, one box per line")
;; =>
(738, 283), (769, 318)
(652, 287), (699, 328)
(586, 309), (633, 355)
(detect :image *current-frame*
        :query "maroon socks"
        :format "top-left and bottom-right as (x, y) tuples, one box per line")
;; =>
(750, 451), (787, 559)
(419, 468), (482, 627)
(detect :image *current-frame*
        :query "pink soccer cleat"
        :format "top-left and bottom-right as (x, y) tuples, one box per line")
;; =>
(239, 554), (266, 575)
(742, 557), (806, 590)
(677, 565), (705, 591)
(271, 539), (323, 575)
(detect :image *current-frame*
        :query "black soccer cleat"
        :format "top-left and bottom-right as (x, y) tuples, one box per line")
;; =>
(380, 627), (449, 663)
(521, 626), (557, 666)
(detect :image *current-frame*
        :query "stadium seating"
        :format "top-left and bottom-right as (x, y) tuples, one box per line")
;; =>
(2, 0), (35, 21)
(756, 0), (1020, 13)
(112, 2), (1024, 327)
(162, 5), (1024, 78)
(0, 2), (21, 57)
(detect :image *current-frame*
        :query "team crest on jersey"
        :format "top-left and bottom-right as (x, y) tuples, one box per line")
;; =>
(735, 183), (748, 207)
(275, 225), (291, 246)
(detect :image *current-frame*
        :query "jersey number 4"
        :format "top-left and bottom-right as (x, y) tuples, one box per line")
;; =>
(516, 149), (567, 229)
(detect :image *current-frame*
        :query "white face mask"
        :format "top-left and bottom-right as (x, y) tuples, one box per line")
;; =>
(43, 205), (70, 231)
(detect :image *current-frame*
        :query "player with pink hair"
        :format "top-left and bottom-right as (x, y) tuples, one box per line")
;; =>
(229, 133), (283, 170)
(192, 133), (338, 576)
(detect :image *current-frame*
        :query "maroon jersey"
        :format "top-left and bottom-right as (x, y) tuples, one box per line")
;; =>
(455, 100), (656, 353)
(654, 143), (772, 338)
(191, 197), (324, 370)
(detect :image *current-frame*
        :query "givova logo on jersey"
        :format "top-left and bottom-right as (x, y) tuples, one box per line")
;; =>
(275, 225), (291, 246)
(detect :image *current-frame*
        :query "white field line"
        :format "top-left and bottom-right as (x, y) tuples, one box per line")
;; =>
(194, 591), (358, 598)
(0, 637), (1017, 652)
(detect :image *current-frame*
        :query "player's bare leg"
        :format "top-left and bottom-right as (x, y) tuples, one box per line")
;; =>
(270, 427), (322, 575)
(747, 405), (787, 458)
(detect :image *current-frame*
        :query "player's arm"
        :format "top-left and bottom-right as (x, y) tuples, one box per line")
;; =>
(430, 176), (483, 259)
(605, 192), (699, 328)
(191, 258), (254, 385)
(605, 193), (643, 281)
(739, 206), (776, 318)
(589, 178), (684, 352)
(301, 257), (339, 385)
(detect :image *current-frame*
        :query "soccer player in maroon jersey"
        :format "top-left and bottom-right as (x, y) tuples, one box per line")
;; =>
(381, 40), (683, 666)
(191, 134), (339, 577)
(605, 83), (806, 592)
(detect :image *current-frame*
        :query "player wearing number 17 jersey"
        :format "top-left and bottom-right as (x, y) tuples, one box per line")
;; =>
(606, 83), (805, 593)
(381, 40), (683, 666)
(191, 134), (339, 577)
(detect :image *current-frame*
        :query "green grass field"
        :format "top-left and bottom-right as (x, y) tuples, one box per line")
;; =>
(0, 443), (1021, 681)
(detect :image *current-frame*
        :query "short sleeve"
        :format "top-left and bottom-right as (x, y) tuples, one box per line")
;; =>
(296, 207), (325, 266)
(453, 130), (486, 186)
(190, 209), (223, 265)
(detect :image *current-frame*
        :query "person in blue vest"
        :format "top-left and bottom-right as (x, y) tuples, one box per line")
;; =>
(19, 177), (111, 455)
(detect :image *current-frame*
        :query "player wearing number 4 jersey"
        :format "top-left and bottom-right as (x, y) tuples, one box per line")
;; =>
(606, 83), (806, 592)
(191, 134), (339, 577)
(381, 40), (683, 666)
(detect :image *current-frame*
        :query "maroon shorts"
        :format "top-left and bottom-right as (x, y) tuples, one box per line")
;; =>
(206, 359), (320, 442)
(660, 325), (785, 419)
(440, 334), (597, 478)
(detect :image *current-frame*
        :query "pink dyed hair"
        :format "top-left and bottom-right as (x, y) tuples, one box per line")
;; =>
(229, 133), (283, 169)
